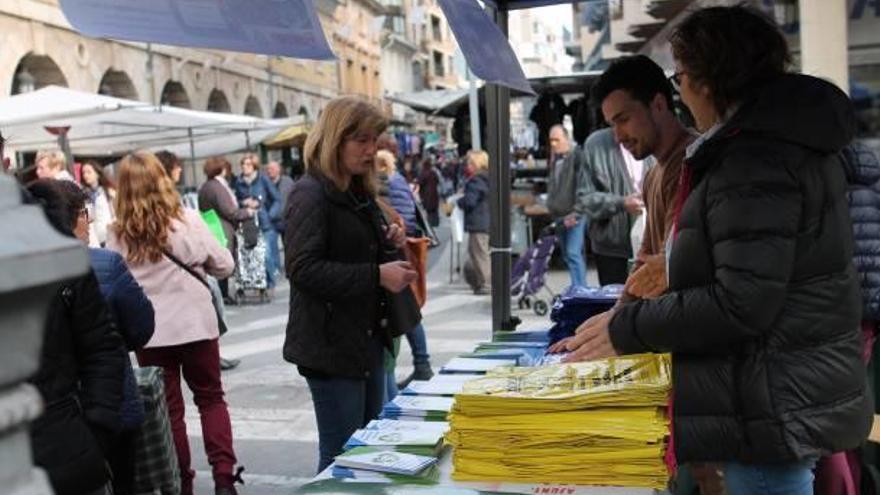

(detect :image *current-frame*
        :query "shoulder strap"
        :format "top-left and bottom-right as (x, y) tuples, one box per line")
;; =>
(161, 249), (212, 293)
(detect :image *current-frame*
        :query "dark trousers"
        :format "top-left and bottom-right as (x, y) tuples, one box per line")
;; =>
(136, 339), (237, 495)
(304, 337), (386, 474)
(595, 254), (629, 286)
(405, 322), (430, 367)
(108, 430), (136, 495)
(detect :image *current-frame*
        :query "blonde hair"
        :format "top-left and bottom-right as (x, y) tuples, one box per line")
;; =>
(375, 150), (397, 176)
(112, 151), (183, 264)
(468, 149), (489, 172)
(303, 96), (387, 196)
(36, 150), (67, 172)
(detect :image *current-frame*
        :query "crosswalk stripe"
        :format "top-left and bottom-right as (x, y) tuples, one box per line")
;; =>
(223, 293), (481, 339)
(194, 470), (312, 488)
(187, 407), (318, 443)
(221, 335), (285, 360)
(226, 314), (288, 336)
(220, 327), (488, 361)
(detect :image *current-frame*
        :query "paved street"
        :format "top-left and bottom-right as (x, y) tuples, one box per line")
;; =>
(184, 220), (569, 494)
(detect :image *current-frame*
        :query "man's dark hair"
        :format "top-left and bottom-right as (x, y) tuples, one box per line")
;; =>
(26, 179), (88, 237)
(670, 4), (791, 117)
(591, 55), (674, 112)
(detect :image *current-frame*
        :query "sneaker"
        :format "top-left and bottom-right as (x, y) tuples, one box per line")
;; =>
(219, 357), (240, 371)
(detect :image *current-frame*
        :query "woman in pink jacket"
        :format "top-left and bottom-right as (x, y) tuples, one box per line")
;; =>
(106, 151), (243, 495)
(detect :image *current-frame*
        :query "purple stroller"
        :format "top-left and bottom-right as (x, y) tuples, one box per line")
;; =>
(512, 232), (558, 316)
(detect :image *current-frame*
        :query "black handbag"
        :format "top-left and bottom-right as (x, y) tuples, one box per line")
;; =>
(162, 249), (229, 336)
(374, 200), (423, 338)
(382, 285), (422, 338)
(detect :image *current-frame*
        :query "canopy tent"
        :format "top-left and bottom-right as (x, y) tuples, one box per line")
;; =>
(0, 86), (298, 159)
(262, 122), (311, 149)
(389, 72), (604, 120)
(385, 89), (470, 117)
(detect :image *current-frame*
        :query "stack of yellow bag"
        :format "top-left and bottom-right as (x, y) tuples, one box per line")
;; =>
(445, 353), (672, 489)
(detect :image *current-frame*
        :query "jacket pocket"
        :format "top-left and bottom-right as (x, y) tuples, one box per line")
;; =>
(31, 397), (109, 495)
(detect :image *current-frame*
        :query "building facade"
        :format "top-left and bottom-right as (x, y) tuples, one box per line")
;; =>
(0, 0), (391, 124)
(331, 0), (386, 104)
(380, 0), (421, 122)
(414, 0), (459, 90)
(508, 8), (572, 77)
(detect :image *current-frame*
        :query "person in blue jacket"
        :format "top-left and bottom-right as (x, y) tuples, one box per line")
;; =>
(235, 153), (282, 292)
(458, 150), (491, 295)
(57, 181), (156, 495)
(375, 149), (434, 389)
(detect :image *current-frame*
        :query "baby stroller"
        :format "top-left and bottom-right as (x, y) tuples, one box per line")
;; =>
(511, 226), (559, 316)
(232, 216), (270, 304)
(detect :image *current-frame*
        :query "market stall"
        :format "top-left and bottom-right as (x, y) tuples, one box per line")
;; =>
(293, 312), (671, 494)
(0, 86), (299, 181)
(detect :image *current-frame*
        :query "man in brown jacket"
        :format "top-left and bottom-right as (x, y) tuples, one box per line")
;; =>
(551, 55), (720, 494)
(549, 55), (693, 345)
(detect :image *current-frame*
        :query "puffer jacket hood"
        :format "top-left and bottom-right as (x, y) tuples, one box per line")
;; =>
(730, 73), (855, 154)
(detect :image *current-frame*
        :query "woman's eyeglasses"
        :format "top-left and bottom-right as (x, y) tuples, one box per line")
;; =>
(668, 71), (685, 92)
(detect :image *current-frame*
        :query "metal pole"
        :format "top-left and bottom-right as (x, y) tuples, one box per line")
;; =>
(485, 3), (515, 333)
(467, 65), (481, 151)
(449, 230), (454, 284)
(58, 133), (73, 176)
(187, 127), (196, 187)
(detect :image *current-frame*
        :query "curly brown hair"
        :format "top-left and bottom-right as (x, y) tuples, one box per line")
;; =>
(112, 151), (183, 264)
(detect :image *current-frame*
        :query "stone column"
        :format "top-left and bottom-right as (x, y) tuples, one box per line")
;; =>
(799, 0), (849, 94)
(0, 174), (91, 495)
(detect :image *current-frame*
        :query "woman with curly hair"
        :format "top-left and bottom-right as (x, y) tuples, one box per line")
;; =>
(106, 151), (243, 495)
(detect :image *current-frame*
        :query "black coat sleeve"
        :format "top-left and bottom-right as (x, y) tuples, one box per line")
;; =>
(609, 147), (802, 354)
(284, 184), (379, 301)
(72, 270), (126, 432)
(109, 254), (155, 350)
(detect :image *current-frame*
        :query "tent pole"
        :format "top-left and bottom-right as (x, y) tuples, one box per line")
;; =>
(188, 127), (196, 187)
(467, 66), (481, 151)
(58, 133), (73, 176)
(485, 3), (515, 333)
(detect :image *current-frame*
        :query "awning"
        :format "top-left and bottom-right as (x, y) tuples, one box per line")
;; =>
(0, 86), (299, 158)
(262, 123), (310, 148)
(388, 74), (602, 121)
(385, 89), (469, 118)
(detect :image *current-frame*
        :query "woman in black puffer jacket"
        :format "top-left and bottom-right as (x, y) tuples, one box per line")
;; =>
(571, 6), (871, 494)
(26, 179), (126, 495)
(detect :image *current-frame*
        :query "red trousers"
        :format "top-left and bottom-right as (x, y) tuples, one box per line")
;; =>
(137, 339), (237, 495)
